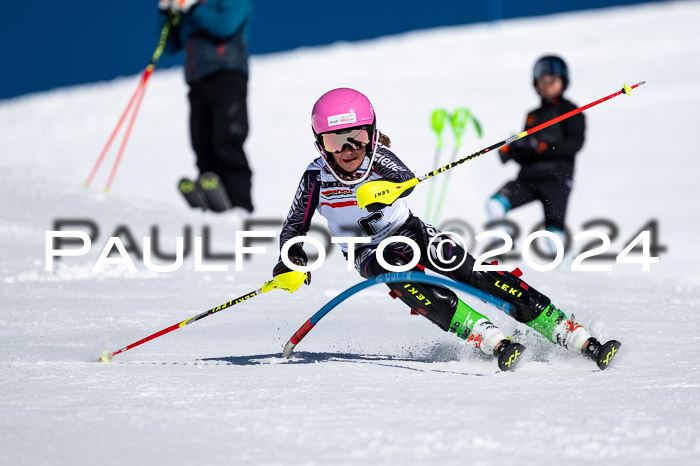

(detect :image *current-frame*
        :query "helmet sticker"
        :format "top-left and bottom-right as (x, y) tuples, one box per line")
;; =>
(327, 112), (357, 128)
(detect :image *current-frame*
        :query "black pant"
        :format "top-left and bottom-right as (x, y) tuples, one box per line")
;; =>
(189, 70), (253, 212)
(355, 216), (476, 283)
(354, 215), (553, 328)
(496, 176), (572, 231)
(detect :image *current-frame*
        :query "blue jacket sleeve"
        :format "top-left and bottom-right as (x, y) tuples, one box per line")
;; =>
(190, 0), (252, 39)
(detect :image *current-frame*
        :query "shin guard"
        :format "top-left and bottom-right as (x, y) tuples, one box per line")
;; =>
(379, 255), (461, 332)
(388, 280), (458, 331)
(469, 269), (551, 323)
(388, 280), (505, 355)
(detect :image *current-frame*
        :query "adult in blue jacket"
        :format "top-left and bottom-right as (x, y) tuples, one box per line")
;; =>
(159, 0), (254, 214)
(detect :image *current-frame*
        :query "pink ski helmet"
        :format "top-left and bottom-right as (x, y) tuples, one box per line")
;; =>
(311, 88), (379, 185)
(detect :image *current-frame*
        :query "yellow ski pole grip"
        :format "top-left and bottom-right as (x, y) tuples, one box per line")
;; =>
(262, 271), (309, 294)
(357, 178), (420, 210)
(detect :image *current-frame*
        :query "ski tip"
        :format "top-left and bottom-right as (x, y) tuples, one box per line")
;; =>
(596, 340), (621, 370)
(178, 178), (197, 194)
(498, 342), (526, 372)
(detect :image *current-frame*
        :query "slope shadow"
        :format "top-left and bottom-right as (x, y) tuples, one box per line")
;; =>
(200, 352), (492, 376)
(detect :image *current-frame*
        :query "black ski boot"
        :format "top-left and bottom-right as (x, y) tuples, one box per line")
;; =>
(178, 177), (208, 210)
(582, 337), (622, 370)
(198, 172), (232, 213)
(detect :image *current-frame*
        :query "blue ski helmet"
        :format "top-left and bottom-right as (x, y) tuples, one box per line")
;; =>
(533, 55), (569, 90)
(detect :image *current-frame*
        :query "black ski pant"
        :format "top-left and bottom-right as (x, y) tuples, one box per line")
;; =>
(354, 215), (551, 328)
(355, 215), (475, 284)
(188, 70), (253, 212)
(495, 176), (573, 231)
(353, 216), (475, 330)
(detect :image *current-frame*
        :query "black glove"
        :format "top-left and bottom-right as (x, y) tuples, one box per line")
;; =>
(273, 244), (311, 285)
(509, 135), (539, 153)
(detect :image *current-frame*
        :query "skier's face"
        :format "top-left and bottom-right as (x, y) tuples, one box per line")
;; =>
(332, 146), (365, 173)
(536, 74), (564, 100)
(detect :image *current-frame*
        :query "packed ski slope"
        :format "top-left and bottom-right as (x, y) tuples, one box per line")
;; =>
(1, 2), (699, 465)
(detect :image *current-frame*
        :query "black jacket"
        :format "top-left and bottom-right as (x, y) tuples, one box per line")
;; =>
(504, 97), (585, 180)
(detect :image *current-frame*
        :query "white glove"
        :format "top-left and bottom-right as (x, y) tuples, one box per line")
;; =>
(171, 0), (199, 13)
(158, 0), (173, 11)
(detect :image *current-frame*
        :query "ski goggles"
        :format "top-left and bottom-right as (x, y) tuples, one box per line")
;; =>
(318, 127), (371, 153)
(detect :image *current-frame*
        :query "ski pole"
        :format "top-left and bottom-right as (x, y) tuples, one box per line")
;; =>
(102, 69), (151, 193)
(424, 109), (448, 222)
(431, 108), (482, 224)
(357, 82), (645, 210)
(282, 272), (513, 359)
(85, 13), (179, 192)
(98, 270), (308, 362)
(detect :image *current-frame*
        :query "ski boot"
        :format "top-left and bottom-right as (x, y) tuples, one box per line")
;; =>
(469, 268), (620, 370)
(197, 172), (232, 213)
(527, 304), (621, 370)
(450, 300), (525, 372)
(383, 271), (525, 372)
(178, 177), (209, 210)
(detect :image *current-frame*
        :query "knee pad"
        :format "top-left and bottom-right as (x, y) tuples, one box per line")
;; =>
(379, 254), (459, 331)
(469, 269), (550, 323)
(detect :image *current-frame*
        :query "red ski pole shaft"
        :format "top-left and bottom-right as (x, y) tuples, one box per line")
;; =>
(85, 16), (176, 189)
(97, 270), (309, 362)
(519, 82), (644, 140)
(84, 73), (146, 188)
(104, 67), (152, 192)
(419, 82), (646, 181)
(357, 82), (645, 210)
(99, 287), (263, 362)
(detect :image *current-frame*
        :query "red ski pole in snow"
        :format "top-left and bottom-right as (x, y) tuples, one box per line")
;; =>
(84, 14), (178, 192)
(97, 271), (309, 362)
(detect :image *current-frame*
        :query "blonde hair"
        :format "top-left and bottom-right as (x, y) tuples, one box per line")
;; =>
(378, 132), (391, 148)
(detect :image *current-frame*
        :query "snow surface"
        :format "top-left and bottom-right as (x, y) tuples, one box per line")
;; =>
(1, 2), (700, 465)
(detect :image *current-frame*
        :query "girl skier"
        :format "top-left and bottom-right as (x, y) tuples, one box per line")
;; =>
(274, 87), (619, 371)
